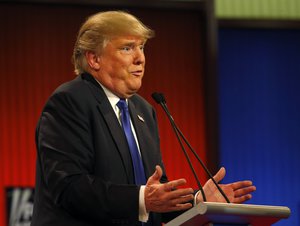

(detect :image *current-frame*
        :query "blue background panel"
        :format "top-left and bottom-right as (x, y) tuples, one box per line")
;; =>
(218, 28), (300, 226)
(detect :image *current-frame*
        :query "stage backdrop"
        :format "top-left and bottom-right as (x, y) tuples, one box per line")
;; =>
(218, 27), (300, 226)
(0, 3), (212, 225)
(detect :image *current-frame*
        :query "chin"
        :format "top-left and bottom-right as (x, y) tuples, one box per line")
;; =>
(131, 82), (142, 91)
(127, 87), (140, 97)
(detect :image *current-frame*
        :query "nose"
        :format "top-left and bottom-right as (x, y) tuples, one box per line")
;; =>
(133, 47), (145, 65)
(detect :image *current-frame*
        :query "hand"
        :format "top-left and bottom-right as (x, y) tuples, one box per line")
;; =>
(197, 167), (256, 204)
(144, 165), (194, 213)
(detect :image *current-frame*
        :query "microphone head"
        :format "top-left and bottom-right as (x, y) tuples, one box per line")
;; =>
(151, 92), (166, 104)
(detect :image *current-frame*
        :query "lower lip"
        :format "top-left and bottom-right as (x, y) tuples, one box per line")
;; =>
(131, 72), (143, 77)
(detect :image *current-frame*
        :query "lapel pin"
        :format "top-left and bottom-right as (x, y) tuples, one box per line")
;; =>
(137, 115), (145, 122)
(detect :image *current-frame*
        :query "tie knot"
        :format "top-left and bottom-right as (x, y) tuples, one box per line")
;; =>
(117, 99), (128, 111)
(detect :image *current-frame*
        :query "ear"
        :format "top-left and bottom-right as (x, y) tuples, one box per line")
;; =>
(85, 51), (101, 70)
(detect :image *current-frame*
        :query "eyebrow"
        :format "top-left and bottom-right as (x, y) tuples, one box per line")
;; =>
(118, 40), (146, 46)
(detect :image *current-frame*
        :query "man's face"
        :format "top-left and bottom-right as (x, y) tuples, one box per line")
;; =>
(94, 36), (146, 98)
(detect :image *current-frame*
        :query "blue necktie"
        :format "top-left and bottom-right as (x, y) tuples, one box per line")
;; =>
(117, 99), (146, 185)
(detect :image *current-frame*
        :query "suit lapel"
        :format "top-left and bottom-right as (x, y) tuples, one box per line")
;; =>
(82, 73), (133, 182)
(98, 103), (134, 182)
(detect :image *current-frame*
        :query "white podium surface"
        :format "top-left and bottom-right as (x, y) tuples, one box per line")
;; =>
(165, 202), (291, 226)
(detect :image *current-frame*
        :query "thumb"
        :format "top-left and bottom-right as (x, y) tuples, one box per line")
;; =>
(147, 165), (163, 185)
(213, 167), (226, 183)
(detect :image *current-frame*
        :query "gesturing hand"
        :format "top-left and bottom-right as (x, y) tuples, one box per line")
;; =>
(197, 167), (256, 204)
(144, 165), (194, 213)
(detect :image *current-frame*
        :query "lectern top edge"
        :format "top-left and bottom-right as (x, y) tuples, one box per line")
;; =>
(165, 202), (291, 226)
(199, 202), (291, 218)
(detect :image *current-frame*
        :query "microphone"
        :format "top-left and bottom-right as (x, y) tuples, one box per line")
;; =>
(151, 92), (206, 202)
(151, 92), (230, 203)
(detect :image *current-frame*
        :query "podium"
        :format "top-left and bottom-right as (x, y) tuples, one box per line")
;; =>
(165, 202), (291, 226)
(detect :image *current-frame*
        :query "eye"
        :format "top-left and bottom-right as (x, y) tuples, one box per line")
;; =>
(139, 45), (145, 52)
(120, 46), (133, 52)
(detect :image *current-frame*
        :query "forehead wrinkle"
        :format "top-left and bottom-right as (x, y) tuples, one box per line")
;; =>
(109, 37), (146, 48)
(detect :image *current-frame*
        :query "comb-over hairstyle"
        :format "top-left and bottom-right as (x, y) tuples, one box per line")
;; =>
(72, 11), (154, 75)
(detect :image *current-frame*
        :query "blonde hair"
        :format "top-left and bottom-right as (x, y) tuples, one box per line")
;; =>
(72, 11), (155, 75)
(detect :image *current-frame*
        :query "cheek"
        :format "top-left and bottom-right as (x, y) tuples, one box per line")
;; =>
(100, 55), (132, 77)
(111, 57), (131, 69)
(102, 62), (125, 76)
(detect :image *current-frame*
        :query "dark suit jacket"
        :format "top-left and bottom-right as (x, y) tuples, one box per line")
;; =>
(31, 73), (179, 226)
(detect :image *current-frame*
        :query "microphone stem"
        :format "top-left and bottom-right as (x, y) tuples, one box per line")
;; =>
(161, 102), (230, 204)
(172, 117), (231, 204)
(160, 103), (207, 202)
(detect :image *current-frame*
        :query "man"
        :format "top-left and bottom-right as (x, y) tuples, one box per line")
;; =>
(31, 11), (255, 226)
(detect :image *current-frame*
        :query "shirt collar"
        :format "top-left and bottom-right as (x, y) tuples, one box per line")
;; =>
(93, 78), (124, 113)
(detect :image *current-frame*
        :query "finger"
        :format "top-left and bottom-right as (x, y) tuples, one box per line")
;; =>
(147, 165), (163, 185)
(167, 188), (194, 200)
(163, 179), (188, 191)
(233, 194), (253, 204)
(213, 167), (226, 183)
(155, 165), (163, 179)
(231, 180), (254, 190)
(233, 185), (256, 197)
(170, 194), (194, 205)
